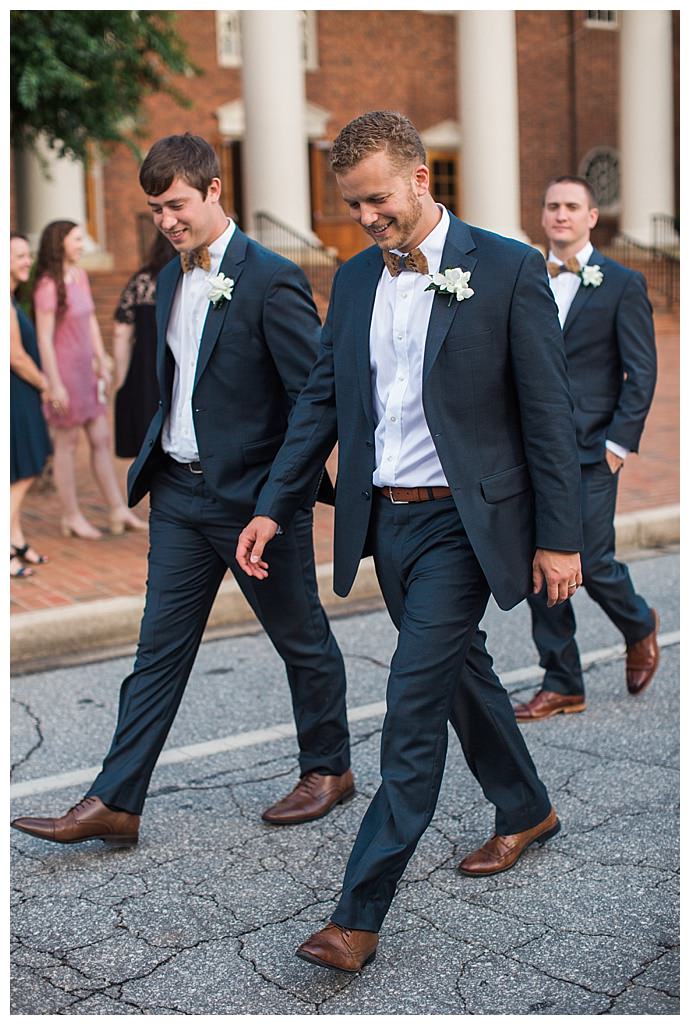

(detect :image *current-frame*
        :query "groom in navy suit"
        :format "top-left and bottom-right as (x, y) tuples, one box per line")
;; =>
(237, 112), (584, 971)
(11, 134), (353, 848)
(515, 176), (659, 723)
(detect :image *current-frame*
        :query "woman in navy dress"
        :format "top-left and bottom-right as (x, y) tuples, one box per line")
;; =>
(10, 233), (52, 578)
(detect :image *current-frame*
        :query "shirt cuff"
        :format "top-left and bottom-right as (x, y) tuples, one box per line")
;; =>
(605, 440), (629, 459)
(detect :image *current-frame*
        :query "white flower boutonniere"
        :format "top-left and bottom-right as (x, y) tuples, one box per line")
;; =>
(207, 272), (235, 309)
(425, 267), (474, 307)
(580, 264), (604, 288)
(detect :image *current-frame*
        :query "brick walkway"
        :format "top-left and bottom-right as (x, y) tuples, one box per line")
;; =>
(10, 310), (678, 615)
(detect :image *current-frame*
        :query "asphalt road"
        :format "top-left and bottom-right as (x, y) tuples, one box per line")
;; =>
(10, 549), (679, 1015)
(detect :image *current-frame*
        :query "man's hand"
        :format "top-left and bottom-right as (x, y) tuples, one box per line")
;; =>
(532, 549), (582, 607)
(236, 516), (280, 579)
(605, 449), (624, 474)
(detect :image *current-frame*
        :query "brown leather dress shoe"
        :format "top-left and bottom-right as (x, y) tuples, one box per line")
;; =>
(261, 768), (355, 825)
(296, 921), (378, 972)
(514, 689), (586, 721)
(626, 609), (660, 695)
(11, 796), (139, 848)
(458, 806), (560, 877)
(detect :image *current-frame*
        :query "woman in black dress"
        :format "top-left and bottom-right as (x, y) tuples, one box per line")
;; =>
(10, 233), (52, 578)
(112, 233), (176, 458)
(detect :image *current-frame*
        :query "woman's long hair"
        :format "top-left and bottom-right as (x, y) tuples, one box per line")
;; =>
(33, 220), (78, 319)
(10, 231), (30, 300)
(140, 232), (177, 280)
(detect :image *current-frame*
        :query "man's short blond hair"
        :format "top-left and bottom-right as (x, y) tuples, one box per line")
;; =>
(330, 111), (426, 174)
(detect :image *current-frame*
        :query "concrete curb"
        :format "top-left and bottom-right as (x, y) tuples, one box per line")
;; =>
(10, 504), (679, 668)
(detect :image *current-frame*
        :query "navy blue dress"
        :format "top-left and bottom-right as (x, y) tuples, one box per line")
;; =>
(10, 299), (52, 483)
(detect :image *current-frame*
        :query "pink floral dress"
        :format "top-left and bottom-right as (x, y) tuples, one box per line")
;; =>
(34, 270), (105, 428)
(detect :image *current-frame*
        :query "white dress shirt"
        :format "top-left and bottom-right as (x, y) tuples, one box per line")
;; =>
(547, 240), (628, 460)
(370, 205), (450, 487)
(162, 219), (236, 462)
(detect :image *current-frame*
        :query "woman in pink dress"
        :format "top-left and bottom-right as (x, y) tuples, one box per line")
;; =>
(33, 220), (146, 538)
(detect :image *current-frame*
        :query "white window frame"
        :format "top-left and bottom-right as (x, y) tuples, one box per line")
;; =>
(584, 11), (619, 30)
(215, 11), (318, 69)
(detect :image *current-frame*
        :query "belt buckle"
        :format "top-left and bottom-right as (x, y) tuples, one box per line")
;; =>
(188, 461), (203, 475)
(388, 487), (409, 505)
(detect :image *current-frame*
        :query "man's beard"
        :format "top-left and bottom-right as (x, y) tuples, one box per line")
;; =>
(371, 192), (423, 251)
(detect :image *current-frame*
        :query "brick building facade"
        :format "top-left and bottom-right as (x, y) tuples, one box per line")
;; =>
(12, 10), (680, 285)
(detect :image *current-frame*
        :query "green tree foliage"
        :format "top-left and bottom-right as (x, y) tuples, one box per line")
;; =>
(11, 10), (200, 161)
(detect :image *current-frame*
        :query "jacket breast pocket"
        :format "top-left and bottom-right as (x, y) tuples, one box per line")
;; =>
(445, 328), (493, 353)
(242, 432), (285, 466)
(480, 463), (531, 503)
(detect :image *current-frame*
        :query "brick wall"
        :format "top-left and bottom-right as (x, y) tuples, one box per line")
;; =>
(308, 11), (457, 139)
(516, 10), (619, 247)
(103, 11), (243, 271)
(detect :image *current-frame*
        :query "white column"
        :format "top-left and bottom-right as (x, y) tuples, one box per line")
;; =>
(457, 11), (527, 241)
(240, 10), (312, 238)
(619, 11), (674, 244)
(16, 135), (93, 252)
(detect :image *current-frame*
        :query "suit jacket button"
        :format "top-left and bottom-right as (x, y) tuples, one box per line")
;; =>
(365, 441), (374, 448)
(361, 490), (370, 500)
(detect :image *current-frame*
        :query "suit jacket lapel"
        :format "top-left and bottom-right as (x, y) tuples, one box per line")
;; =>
(355, 246), (385, 430)
(155, 260), (181, 405)
(563, 247), (606, 335)
(423, 214), (478, 380)
(193, 228), (248, 388)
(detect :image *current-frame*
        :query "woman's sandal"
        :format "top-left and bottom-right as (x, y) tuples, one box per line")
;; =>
(10, 552), (34, 578)
(11, 543), (48, 566)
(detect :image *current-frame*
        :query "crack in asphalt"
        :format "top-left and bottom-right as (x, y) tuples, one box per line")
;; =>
(600, 942), (679, 1012)
(10, 698), (44, 778)
(10, 612), (678, 1014)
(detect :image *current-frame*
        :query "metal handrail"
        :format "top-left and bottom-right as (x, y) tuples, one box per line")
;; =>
(651, 213), (680, 257)
(254, 211), (340, 303)
(602, 221), (679, 310)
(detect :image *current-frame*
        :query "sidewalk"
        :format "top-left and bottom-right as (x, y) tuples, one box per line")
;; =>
(10, 310), (679, 662)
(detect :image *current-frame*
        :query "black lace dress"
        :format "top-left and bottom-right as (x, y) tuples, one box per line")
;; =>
(113, 270), (161, 458)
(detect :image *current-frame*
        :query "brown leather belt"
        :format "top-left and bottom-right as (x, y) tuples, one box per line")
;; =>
(376, 485), (452, 504)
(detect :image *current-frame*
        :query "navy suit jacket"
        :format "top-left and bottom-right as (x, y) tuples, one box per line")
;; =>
(127, 226), (332, 515)
(255, 213), (583, 609)
(561, 247), (657, 463)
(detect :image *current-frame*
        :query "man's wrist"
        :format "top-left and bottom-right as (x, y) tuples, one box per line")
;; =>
(605, 440), (628, 460)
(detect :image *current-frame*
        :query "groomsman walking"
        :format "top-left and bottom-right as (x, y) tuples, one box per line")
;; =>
(11, 134), (353, 849)
(515, 176), (659, 723)
(237, 112), (583, 971)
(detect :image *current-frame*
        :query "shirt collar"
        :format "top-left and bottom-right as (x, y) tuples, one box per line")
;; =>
(208, 219), (236, 269)
(548, 240), (593, 268)
(392, 205), (450, 276)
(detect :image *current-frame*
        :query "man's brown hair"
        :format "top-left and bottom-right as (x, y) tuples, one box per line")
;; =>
(542, 175), (598, 208)
(330, 111), (426, 174)
(139, 133), (220, 197)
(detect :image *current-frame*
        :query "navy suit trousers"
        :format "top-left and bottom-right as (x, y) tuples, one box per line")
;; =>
(527, 458), (654, 695)
(88, 459), (349, 814)
(332, 494), (551, 932)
